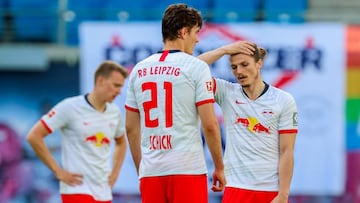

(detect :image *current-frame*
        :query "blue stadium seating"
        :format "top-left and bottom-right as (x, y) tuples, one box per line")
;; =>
(104, 0), (147, 22)
(0, 0), (5, 38)
(142, 0), (211, 21)
(3, 0), (310, 44)
(213, 0), (260, 23)
(66, 0), (105, 45)
(263, 0), (307, 23)
(9, 0), (58, 42)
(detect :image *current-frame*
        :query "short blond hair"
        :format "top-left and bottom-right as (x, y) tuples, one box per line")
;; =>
(94, 61), (128, 84)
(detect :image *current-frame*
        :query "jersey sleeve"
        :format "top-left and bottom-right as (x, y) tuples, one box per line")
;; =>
(213, 78), (228, 106)
(124, 69), (139, 112)
(193, 61), (215, 106)
(115, 110), (125, 139)
(278, 93), (298, 134)
(40, 99), (70, 133)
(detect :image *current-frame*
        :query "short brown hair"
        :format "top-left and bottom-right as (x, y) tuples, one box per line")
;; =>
(94, 60), (128, 84)
(162, 3), (203, 42)
(232, 44), (267, 62)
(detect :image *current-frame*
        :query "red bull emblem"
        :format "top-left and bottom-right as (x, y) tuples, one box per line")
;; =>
(85, 132), (111, 147)
(235, 117), (270, 134)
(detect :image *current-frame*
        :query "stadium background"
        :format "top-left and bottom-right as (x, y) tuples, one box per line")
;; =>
(0, 0), (359, 203)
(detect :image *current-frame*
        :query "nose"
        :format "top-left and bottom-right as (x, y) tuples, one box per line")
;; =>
(235, 66), (243, 74)
(116, 87), (121, 95)
(195, 34), (199, 43)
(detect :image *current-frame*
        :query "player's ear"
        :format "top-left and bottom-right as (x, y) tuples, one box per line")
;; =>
(96, 75), (104, 85)
(178, 27), (187, 39)
(257, 59), (263, 70)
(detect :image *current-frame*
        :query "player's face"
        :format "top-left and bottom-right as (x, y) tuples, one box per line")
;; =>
(102, 71), (125, 103)
(183, 26), (199, 55)
(230, 53), (262, 88)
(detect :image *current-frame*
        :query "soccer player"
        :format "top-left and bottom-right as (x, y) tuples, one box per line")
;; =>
(125, 3), (225, 203)
(199, 41), (298, 203)
(26, 61), (128, 203)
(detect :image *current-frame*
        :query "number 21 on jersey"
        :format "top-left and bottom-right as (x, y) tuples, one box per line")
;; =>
(142, 81), (173, 128)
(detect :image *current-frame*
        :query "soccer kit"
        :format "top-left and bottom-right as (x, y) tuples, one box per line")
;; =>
(40, 95), (125, 202)
(213, 78), (298, 192)
(125, 50), (215, 202)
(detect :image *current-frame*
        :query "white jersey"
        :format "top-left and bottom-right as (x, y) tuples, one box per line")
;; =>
(214, 78), (298, 191)
(125, 50), (215, 178)
(41, 95), (125, 201)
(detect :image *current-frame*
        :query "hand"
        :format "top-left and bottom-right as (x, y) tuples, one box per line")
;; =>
(55, 168), (83, 186)
(108, 172), (119, 188)
(271, 193), (289, 203)
(221, 41), (256, 56)
(211, 169), (226, 192)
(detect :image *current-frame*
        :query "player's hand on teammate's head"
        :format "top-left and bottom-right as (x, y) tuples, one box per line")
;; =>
(222, 41), (256, 56)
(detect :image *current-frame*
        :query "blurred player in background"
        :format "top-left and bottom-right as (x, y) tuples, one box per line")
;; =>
(125, 3), (225, 203)
(199, 41), (298, 203)
(0, 123), (33, 203)
(26, 61), (128, 203)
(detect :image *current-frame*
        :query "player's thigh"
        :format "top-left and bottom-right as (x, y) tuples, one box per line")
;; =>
(61, 194), (112, 203)
(171, 174), (208, 203)
(140, 176), (167, 203)
(222, 187), (278, 203)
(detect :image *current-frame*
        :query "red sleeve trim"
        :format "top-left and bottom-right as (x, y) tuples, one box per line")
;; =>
(40, 119), (53, 133)
(279, 129), (298, 134)
(125, 105), (140, 112)
(212, 77), (216, 94)
(196, 99), (215, 106)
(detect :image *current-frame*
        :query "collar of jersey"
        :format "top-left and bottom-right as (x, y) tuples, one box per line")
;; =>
(242, 81), (269, 99)
(84, 93), (106, 112)
(157, 50), (182, 53)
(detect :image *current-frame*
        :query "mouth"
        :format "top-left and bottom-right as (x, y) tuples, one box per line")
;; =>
(237, 76), (247, 82)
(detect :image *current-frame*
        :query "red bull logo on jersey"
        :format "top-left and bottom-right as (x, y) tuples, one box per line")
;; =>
(235, 117), (270, 134)
(85, 132), (111, 147)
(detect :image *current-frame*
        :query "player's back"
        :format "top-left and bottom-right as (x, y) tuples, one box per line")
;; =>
(126, 50), (215, 177)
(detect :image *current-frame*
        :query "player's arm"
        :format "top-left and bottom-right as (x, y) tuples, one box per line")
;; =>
(108, 135), (127, 187)
(272, 132), (297, 203)
(198, 41), (255, 65)
(125, 109), (142, 175)
(198, 103), (226, 192)
(26, 121), (83, 186)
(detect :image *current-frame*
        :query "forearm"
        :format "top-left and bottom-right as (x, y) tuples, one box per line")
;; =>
(198, 41), (255, 65)
(198, 47), (227, 65)
(126, 133), (141, 173)
(278, 150), (294, 198)
(202, 125), (224, 171)
(125, 111), (142, 174)
(111, 139), (127, 177)
(27, 137), (61, 175)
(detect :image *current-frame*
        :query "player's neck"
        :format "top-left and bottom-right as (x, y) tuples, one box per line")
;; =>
(87, 92), (106, 112)
(163, 40), (184, 52)
(243, 81), (267, 100)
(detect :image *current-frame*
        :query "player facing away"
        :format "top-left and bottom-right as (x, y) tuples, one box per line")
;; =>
(26, 61), (129, 203)
(198, 41), (298, 203)
(125, 3), (225, 203)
